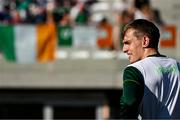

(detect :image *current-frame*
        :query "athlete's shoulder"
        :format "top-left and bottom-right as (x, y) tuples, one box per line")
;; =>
(127, 58), (149, 69)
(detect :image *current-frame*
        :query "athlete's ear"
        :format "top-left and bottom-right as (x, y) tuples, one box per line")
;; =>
(142, 36), (150, 48)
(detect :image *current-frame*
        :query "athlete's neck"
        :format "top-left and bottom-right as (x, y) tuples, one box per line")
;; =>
(142, 48), (159, 59)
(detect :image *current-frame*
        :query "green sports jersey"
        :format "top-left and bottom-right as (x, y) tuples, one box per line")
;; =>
(57, 25), (72, 47)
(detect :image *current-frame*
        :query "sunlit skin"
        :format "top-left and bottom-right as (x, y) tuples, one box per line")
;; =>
(123, 28), (158, 64)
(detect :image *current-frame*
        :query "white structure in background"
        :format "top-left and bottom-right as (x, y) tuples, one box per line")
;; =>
(90, 0), (134, 23)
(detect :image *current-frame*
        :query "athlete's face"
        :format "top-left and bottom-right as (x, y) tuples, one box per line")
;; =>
(123, 28), (144, 63)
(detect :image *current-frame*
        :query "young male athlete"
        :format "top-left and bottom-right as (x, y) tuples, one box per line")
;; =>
(120, 19), (180, 119)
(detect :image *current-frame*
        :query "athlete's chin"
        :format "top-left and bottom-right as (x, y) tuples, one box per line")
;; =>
(129, 59), (140, 64)
(128, 56), (134, 63)
(129, 58), (139, 64)
(129, 60), (135, 64)
(129, 58), (134, 64)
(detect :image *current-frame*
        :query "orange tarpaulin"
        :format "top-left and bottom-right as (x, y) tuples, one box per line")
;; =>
(160, 25), (176, 48)
(97, 22), (113, 49)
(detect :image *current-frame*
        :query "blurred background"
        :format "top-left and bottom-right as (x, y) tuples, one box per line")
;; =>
(0, 0), (180, 119)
